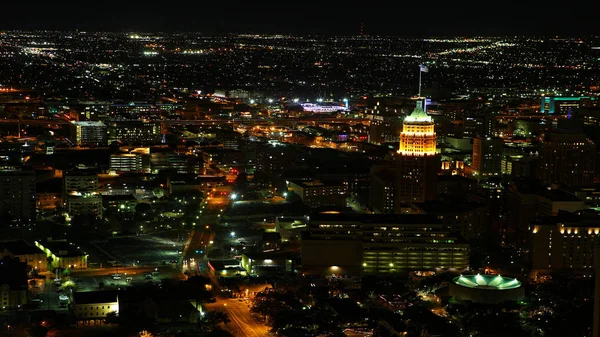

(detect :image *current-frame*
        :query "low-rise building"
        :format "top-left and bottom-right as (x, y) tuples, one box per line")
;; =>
(73, 291), (119, 325)
(0, 240), (47, 272)
(207, 260), (247, 278)
(241, 251), (297, 277)
(287, 179), (347, 209)
(0, 256), (28, 311)
(35, 239), (88, 269)
(275, 217), (306, 241)
(36, 178), (63, 211)
(103, 194), (137, 214)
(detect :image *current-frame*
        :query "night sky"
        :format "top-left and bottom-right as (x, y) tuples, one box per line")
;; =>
(1, 2), (597, 36)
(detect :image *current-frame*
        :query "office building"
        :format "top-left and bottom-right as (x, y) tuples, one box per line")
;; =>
(201, 148), (244, 166)
(63, 170), (102, 220)
(67, 194), (103, 219)
(64, 170), (98, 195)
(594, 249), (600, 337)
(107, 121), (162, 144)
(256, 144), (297, 175)
(103, 194), (137, 214)
(506, 181), (584, 245)
(539, 124), (596, 188)
(287, 179), (347, 209)
(151, 152), (200, 175)
(411, 201), (489, 240)
(0, 167), (36, 224)
(540, 96), (598, 114)
(471, 137), (504, 177)
(110, 154), (144, 173)
(110, 102), (181, 119)
(369, 167), (396, 214)
(70, 121), (107, 146)
(302, 213), (469, 276)
(368, 111), (403, 145)
(395, 101), (440, 210)
(531, 210), (600, 273)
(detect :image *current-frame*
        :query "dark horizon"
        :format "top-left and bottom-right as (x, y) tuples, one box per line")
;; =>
(2, 3), (599, 36)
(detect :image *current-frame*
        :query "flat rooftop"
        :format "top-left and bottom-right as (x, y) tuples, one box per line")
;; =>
(412, 201), (486, 213)
(36, 240), (87, 257)
(309, 213), (441, 224)
(73, 290), (118, 305)
(289, 179), (344, 188)
(0, 240), (44, 255)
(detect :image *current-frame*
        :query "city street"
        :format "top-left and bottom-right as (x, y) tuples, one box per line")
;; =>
(182, 229), (215, 273)
(205, 297), (269, 337)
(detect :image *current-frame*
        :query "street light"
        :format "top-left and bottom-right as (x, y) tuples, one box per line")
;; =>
(283, 192), (288, 198)
(230, 232), (236, 238)
(230, 193), (238, 200)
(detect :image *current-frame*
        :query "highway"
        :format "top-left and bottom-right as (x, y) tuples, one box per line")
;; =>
(205, 297), (270, 337)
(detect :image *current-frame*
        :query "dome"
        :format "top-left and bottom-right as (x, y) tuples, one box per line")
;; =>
(404, 104), (432, 123)
(453, 274), (521, 290)
(449, 274), (524, 304)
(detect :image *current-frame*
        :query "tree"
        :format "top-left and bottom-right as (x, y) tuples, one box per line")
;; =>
(28, 326), (48, 337)
(207, 327), (235, 337)
(61, 280), (77, 294)
(105, 311), (119, 325)
(201, 311), (231, 332)
(46, 256), (55, 270)
(139, 331), (154, 337)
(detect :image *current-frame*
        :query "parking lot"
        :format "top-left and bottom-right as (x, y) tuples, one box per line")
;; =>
(72, 266), (184, 292)
(91, 231), (187, 267)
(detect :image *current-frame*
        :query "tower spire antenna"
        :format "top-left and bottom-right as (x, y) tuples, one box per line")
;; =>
(418, 64), (428, 98)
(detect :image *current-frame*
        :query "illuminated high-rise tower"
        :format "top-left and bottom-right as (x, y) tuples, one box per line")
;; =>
(395, 100), (439, 211)
(398, 101), (437, 156)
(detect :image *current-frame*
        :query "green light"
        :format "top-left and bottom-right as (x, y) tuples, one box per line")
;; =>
(453, 275), (522, 290)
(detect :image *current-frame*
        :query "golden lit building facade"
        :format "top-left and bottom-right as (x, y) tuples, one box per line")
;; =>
(395, 101), (440, 209)
(398, 104), (436, 156)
